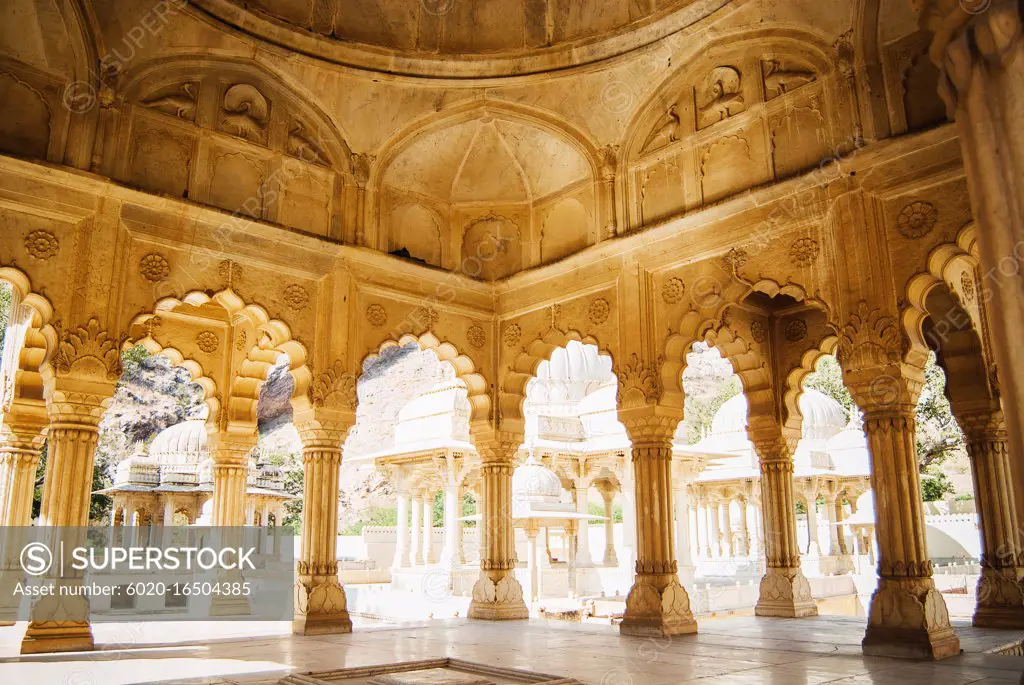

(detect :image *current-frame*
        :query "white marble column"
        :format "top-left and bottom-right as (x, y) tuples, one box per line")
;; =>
(674, 485), (694, 585)
(737, 498), (749, 557)
(441, 482), (459, 569)
(526, 523), (540, 605)
(601, 488), (617, 566)
(720, 499), (733, 558)
(574, 484), (593, 567)
(696, 497), (709, 559)
(709, 500), (721, 558)
(421, 495), (433, 565)
(747, 498), (763, 561)
(805, 493), (821, 557)
(619, 459), (637, 570)
(409, 494), (422, 567)
(824, 494), (841, 556)
(393, 491), (410, 570)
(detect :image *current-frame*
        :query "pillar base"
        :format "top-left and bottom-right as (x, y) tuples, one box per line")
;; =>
(467, 572), (528, 620)
(620, 576), (698, 637)
(862, 578), (960, 660)
(603, 550), (618, 566)
(20, 621), (94, 654)
(973, 570), (1024, 629)
(294, 576), (352, 635)
(754, 567), (818, 618)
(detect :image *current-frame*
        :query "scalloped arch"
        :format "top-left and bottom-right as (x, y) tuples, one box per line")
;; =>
(360, 332), (491, 423)
(134, 289), (311, 426)
(499, 329), (609, 429)
(782, 335), (840, 433)
(903, 223), (981, 371)
(0, 264), (58, 403)
(123, 333), (220, 424)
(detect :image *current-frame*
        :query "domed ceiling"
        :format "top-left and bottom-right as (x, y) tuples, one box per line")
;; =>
(190, 0), (719, 77)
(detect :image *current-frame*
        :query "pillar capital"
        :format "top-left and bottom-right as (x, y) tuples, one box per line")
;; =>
(620, 405), (680, 449)
(474, 432), (522, 464)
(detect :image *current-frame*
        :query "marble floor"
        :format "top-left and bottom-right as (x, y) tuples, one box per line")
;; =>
(0, 616), (1021, 685)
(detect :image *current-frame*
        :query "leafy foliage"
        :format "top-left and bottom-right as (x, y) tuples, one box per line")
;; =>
(0, 281), (10, 351)
(680, 343), (742, 444)
(914, 353), (966, 473)
(921, 471), (956, 501)
(803, 355), (855, 415)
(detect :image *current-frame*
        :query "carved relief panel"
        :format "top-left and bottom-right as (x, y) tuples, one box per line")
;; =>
(629, 46), (830, 228)
(118, 64), (347, 233)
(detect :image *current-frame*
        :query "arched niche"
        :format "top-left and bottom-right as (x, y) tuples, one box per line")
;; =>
(622, 30), (847, 230)
(112, 57), (352, 238)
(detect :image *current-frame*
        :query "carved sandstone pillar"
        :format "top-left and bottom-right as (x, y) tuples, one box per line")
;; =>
(925, 0), (1024, 535)
(619, 413), (697, 637)
(210, 435), (254, 528)
(957, 409), (1024, 628)
(0, 404), (47, 527)
(750, 433), (817, 618)
(858, 408), (961, 658)
(467, 438), (528, 620)
(21, 392), (109, 654)
(293, 422), (351, 635)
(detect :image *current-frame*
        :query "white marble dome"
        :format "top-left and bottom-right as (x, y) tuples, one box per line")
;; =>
(709, 389), (847, 440)
(512, 455), (563, 503)
(149, 419), (209, 465)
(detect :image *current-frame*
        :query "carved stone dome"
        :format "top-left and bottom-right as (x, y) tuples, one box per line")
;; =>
(149, 419), (209, 465)
(189, 0), (714, 77)
(512, 454), (563, 503)
(709, 389), (847, 440)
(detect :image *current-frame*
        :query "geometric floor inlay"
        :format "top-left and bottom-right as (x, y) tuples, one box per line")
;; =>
(278, 658), (580, 685)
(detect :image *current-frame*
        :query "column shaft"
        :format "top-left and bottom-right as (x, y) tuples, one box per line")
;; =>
(468, 439), (527, 620)
(860, 411), (959, 659)
(22, 418), (100, 654)
(421, 496), (433, 565)
(620, 417), (696, 638)
(394, 491), (410, 569)
(294, 427), (351, 635)
(409, 496), (422, 567)
(752, 435), (817, 618)
(574, 485), (593, 567)
(959, 411), (1024, 627)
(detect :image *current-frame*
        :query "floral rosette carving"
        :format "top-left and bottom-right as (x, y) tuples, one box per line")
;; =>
(467, 324), (486, 349)
(588, 298), (611, 325)
(196, 331), (219, 353)
(789, 237), (820, 267)
(896, 201), (937, 239)
(139, 253), (171, 282)
(365, 304), (387, 327)
(24, 230), (59, 260)
(750, 320), (766, 343)
(662, 277), (685, 304)
(284, 284), (310, 310)
(503, 323), (522, 348)
(783, 318), (807, 342)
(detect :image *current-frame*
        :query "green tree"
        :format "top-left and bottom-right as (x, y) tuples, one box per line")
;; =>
(921, 471), (956, 501)
(803, 355), (855, 414)
(914, 353), (965, 472)
(0, 281), (11, 350)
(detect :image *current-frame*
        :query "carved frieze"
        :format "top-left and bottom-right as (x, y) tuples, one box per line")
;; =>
(640, 105), (681, 154)
(761, 59), (816, 100)
(960, 271), (975, 302)
(696, 66), (744, 130)
(140, 83), (197, 121)
(218, 84), (270, 144)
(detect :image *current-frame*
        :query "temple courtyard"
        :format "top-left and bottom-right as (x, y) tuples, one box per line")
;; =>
(0, 617), (1021, 685)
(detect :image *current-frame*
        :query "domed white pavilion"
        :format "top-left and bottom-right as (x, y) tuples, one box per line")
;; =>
(97, 419), (294, 529)
(674, 390), (872, 577)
